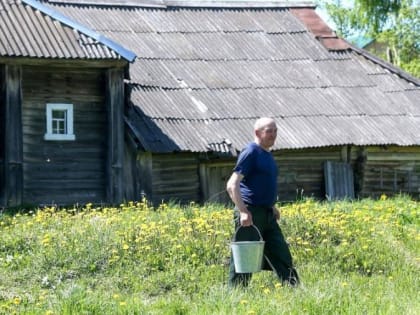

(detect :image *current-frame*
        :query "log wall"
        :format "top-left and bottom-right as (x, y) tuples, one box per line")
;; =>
(137, 152), (200, 205)
(136, 145), (420, 206)
(275, 147), (346, 201)
(360, 146), (420, 198)
(21, 66), (107, 205)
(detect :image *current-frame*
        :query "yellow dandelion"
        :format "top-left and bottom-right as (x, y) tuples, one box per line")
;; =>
(122, 244), (129, 250)
(240, 299), (248, 305)
(13, 297), (21, 305)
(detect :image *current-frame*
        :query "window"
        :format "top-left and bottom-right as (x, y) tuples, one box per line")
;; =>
(44, 103), (75, 141)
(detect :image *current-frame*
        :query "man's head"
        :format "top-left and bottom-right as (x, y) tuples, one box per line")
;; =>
(254, 117), (277, 150)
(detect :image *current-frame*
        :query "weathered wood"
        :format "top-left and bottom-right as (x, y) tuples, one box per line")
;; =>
(137, 151), (153, 200)
(3, 65), (23, 207)
(106, 68), (125, 205)
(324, 161), (355, 200)
(200, 161), (234, 204)
(150, 153), (200, 205)
(123, 139), (142, 202)
(275, 147), (344, 201)
(130, 144), (420, 205)
(359, 146), (420, 198)
(0, 57), (127, 69)
(21, 66), (108, 205)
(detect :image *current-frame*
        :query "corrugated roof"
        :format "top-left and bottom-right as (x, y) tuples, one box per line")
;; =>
(0, 0), (135, 61)
(27, 1), (420, 152)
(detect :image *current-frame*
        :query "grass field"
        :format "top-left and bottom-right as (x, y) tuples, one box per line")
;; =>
(0, 195), (419, 314)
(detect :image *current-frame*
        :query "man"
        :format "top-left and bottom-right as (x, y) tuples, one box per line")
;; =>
(226, 117), (299, 287)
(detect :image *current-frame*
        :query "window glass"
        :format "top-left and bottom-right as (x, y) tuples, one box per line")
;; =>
(52, 110), (67, 134)
(44, 104), (75, 141)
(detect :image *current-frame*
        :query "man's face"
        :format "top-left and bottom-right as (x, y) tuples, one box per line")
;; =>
(257, 122), (277, 149)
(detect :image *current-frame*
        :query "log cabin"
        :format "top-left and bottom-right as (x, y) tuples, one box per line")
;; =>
(1, 0), (419, 207)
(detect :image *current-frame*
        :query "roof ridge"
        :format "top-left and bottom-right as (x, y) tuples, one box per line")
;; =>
(44, 0), (315, 8)
(164, 0), (315, 8)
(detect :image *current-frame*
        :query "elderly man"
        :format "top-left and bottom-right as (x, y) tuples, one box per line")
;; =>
(226, 117), (299, 287)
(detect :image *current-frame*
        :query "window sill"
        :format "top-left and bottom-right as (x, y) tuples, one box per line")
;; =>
(44, 134), (76, 141)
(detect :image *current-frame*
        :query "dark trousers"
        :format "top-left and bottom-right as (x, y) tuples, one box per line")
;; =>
(228, 205), (299, 287)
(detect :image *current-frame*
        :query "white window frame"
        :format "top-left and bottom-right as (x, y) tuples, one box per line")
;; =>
(44, 103), (76, 141)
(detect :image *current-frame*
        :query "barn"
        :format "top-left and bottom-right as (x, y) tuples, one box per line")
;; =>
(1, 0), (419, 207)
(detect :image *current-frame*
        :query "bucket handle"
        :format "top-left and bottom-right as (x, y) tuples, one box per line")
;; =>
(233, 225), (263, 242)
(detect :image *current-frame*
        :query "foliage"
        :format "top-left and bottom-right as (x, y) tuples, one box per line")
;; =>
(0, 196), (419, 314)
(320, 0), (420, 78)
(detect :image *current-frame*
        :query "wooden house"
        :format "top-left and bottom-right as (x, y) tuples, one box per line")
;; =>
(1, 0), (419, 208)
(0, 0), (135, 207)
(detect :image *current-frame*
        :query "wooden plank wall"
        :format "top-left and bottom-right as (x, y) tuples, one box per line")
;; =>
(198, 147), (347, 204)
(275, 147), (345, 201)
(122, 137), (142, 202)
(21, 66), (107, 205)
(149, 153), (200, 205)
(360, 146), (420, 198)
(199, 161), (234, 204)
(137, 146), (420, 205)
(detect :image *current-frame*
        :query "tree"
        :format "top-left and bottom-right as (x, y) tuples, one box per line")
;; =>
(319, 0), (420, 78)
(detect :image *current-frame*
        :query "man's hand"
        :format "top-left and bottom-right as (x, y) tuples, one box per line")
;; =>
(240, 209), (253, 226)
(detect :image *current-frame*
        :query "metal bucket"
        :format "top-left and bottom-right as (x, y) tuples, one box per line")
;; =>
(231, 225), (265, 273)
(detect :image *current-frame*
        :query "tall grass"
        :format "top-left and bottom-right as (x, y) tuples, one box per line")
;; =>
(0, 196), (418, 314)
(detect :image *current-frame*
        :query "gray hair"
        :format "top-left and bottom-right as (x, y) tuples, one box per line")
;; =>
(254, 117), (276, 131)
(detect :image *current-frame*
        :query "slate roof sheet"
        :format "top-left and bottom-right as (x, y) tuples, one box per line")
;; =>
(15, 0), (420, 152)
(0, 0), (134, 60)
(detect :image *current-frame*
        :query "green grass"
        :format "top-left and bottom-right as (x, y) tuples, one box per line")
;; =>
(0, 196), (418, 314)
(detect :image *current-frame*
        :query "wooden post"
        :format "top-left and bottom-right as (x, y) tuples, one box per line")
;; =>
(106, 68), (124, 204)
(2, 65), (23, 207)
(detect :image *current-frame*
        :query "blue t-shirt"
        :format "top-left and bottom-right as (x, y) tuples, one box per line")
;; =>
(233, 142), (278, 207)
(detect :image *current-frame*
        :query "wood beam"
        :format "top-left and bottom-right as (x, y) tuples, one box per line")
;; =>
(106, 68), (125, 204)
(2, 65), (23, 207)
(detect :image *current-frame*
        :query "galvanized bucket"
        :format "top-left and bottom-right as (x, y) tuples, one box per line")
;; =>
(231, 225), (265, 273)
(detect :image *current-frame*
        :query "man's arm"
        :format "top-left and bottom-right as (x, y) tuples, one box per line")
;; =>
(226, 172), (253, 226)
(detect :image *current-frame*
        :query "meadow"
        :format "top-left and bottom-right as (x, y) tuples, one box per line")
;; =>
(0, 195), (418, 314)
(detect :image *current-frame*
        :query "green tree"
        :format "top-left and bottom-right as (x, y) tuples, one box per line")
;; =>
(319, 0), (420, 78)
